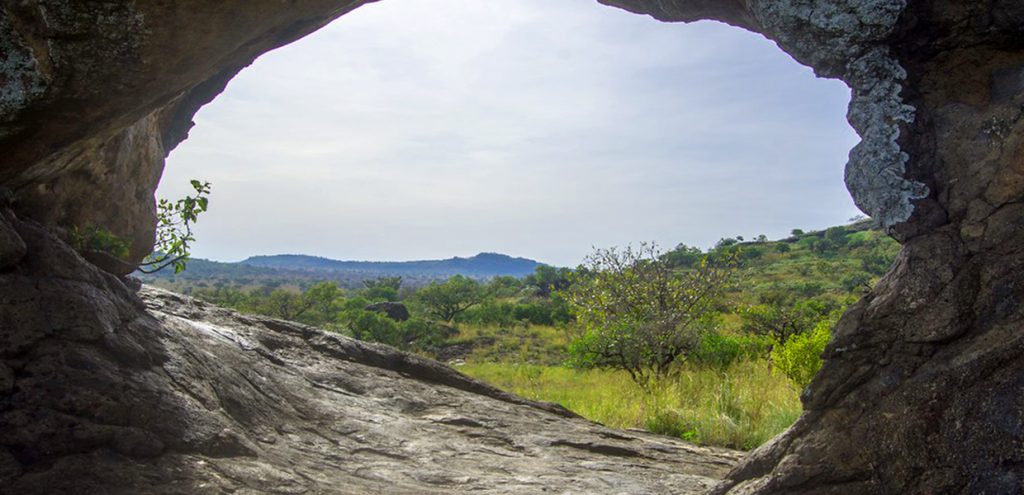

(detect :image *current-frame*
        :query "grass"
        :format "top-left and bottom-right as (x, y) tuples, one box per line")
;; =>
(446, 324), (570, 365)
(460, 359), (802, 450)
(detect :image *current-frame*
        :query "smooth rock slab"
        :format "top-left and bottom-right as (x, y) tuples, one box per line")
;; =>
(0, 219), (741, 495)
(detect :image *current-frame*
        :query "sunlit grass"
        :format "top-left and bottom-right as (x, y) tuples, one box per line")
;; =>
(446, 324), (570, 365)
(460, 360), (801, 450)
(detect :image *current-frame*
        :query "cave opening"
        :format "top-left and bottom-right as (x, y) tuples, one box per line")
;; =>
(5, 0), (1023, 493)
(138, 0), (889, 457)
(157, 0), (861, 267)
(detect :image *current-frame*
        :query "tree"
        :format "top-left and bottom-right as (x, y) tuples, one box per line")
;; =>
(739, 299), (836, 348)
(256, 282), (340, 323)
(824, 226), (849, 247)
(562, 243), (735, 389)
(661, 243), (704, 268)
(524, 265), (572, 297)
(487, 275), (524, 298)
(414, 275), (485, 322)
(260, 289), (308, 320)
(362, 276), (402, 301)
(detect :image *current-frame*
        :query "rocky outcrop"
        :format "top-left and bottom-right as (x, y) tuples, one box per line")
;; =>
(0, 1), (373, 262)
(0, 210), (740, 494)
(2, 1), (1024, 493)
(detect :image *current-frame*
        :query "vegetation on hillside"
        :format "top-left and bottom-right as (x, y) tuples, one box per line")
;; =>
(174, 219), (898, 450)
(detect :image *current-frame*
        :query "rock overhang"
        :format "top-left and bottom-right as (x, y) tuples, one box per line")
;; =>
(0, 0), (931, 249)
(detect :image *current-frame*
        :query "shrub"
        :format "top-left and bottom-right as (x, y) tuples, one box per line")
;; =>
(459, 301), (517, 326)
(342, 309), (402, 346)
(69, 226), (130, 259)
(691, 331), (767, 369)
(770, 319), (831, 388)
(342, 309), (448, 351)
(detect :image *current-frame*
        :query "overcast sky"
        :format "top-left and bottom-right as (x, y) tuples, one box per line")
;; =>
(158, 0), (861, 267)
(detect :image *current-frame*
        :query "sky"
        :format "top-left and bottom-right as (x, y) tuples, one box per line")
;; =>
(158, 0), (862, 267)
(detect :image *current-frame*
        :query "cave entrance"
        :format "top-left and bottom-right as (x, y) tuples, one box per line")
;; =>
(157, 0), (860, 266)
(147, 0), (880, 453)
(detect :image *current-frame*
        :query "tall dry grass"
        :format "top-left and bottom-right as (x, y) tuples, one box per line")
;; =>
(460, 359), (801, 450)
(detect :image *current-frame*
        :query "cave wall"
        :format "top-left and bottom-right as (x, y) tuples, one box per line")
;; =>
(0, 0), (373, 262)
(1, 1), (1023, 493)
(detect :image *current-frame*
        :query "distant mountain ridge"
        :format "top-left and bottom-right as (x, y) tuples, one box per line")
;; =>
(239, 252), (542, 278)
(137, 252), (546, 290)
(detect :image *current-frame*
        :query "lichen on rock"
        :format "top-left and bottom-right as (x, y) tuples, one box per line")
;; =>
(844, 46), (928, 229)
(0, 12), (48, 139)
(747, 0), (929, 229)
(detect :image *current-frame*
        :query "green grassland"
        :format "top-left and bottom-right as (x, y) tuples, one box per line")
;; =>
(459, 360), (800, 450)
(176, 220), (898, 450)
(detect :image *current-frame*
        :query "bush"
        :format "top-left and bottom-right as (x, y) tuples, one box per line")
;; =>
(460, 301), (518, 327)
(770, 319), (831, 388)
(691, 331), (767, 369)
(342, 309), (448, 352)
(69, 226), (130, 259)
(343, 309), (402, 346)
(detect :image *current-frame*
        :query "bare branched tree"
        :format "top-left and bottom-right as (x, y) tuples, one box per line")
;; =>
(562, 243), (736, 390)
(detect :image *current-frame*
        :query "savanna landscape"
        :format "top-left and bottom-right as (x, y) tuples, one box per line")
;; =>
(140, 218), (896, 451)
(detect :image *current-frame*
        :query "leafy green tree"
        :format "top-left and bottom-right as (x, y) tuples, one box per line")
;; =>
(487, 275), (524, 298)
(139, 180), (211, 274)
(301, 282), (343, 323)
(255, 281), (340, 323)
(361, 276), (402, 302)
(661, 243), (704, 268)
(259, 289), (308, 320)
(562, 243), (736, 389)
(524, 265), (572, 297)
(414, 275), (485, 322)
(824, 226), (849, 247)
(715, 237), (738, 249)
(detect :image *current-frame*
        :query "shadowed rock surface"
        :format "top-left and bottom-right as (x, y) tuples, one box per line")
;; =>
(0, 212), (740, 494)
(2, 0), (1024, 493)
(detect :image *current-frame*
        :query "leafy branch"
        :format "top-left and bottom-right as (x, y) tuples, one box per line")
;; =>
(138, 180), (211, 274)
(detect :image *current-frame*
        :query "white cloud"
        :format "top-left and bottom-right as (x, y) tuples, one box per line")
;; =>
(160, 0), (860, 266)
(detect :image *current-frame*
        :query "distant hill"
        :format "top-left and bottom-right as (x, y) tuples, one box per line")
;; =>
(139, 252), (546, 290)
(239, 252), (542, 278)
